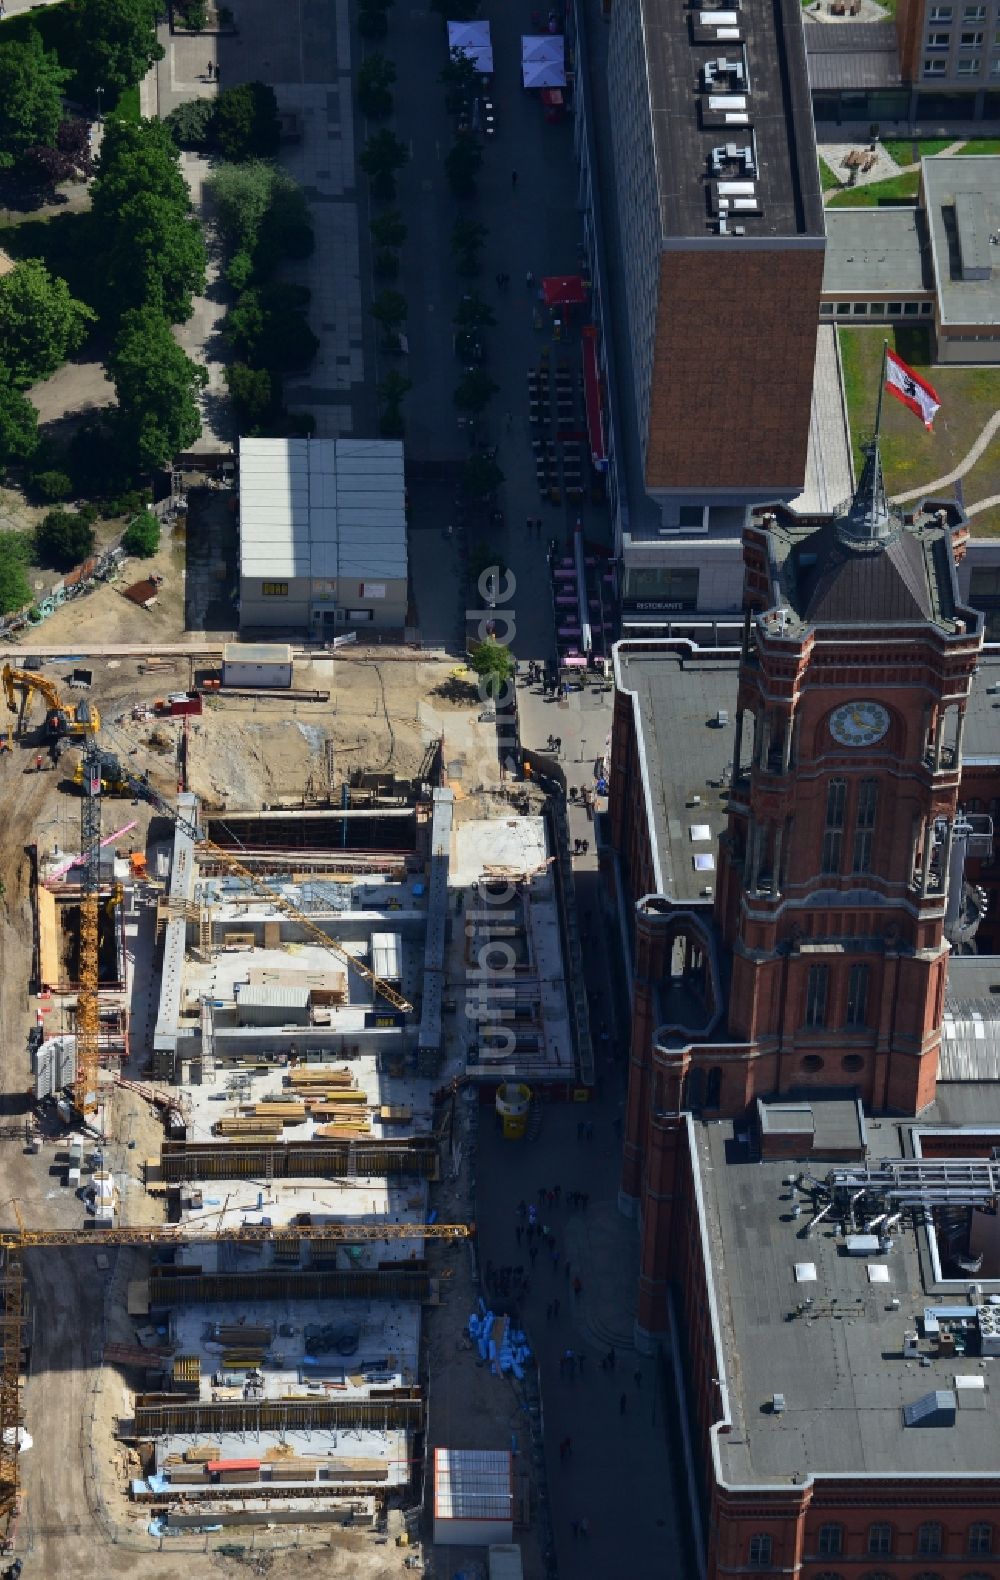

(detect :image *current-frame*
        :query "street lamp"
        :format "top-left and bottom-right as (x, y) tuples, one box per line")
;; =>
(96, 86), (104, 123)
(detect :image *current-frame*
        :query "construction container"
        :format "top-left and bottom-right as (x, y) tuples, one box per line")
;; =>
(66, 1166), (81, 1189)
(370, 932), (402, 984)
(222, 642), (294, 690)
(235, 984), (310, 1028)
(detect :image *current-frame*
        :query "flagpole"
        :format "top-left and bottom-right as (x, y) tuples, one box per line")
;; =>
(874, 338), (888, 444)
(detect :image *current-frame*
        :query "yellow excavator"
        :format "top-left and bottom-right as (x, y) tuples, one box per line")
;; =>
(1, 663), (101, 748)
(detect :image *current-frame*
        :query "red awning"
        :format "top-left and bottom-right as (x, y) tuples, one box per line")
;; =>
(581, 324), (606, 468)
(540, 87), (564, 106)
(540, 274), (587, 308)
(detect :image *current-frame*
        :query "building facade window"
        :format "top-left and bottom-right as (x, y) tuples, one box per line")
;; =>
(928, 28), (952, 41)
(929, 4), (953, 14)
(846, 963), (870, 1027)
(818, 1519), (845, 1554)
(853, 777), (878, 872)
(924, 56), (948, 69)
(962, 27), (985, 39)
(917, 1521), (943, 1555)
(868, 1523), (893, 1555)
(805, 965), (829, 1029)
(748, 1533), (773, 1566)
(261, 582), (288, 596)
(969, 1524), (993, 1555)
(957, 54), (982, 68)
(822, 778), (847, 874)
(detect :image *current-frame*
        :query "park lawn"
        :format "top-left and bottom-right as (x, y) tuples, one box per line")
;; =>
(819, 157), (842, 193)
(955, 139), (1000, 155)
(0, 4), (69, 54)
(881, 137), (954, 165)
(838, 326), (1000, 512)
(0, 209), (99, 313)
(827, 170), (919, 207)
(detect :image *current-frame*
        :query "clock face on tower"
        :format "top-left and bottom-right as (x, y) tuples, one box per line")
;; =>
(829, 700), (890, 748)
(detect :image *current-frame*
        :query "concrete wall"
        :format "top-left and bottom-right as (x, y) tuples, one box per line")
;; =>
(238, 576), (407, 633)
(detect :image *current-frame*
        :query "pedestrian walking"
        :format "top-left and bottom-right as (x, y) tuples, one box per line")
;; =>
(585, 1121), (594, 1142)
(608, 1346), (616, 1370)
(580, 1516), (590, 1539)
(529, 1245), (538, 1266)
(551, 1251), (559, 1271)
(577, 1353), (586, 1376)
(546, 1301), (553, 1321)
(517, 1199), (527, 1220)
(511, 169), (518, 188)
(526, 269), (534, 286)
(560, 1435), (572, 1461)
(505, 411), (513, 431)
(535, 517), (543, 536)
(214, 62), (221, 82)
(620, 1392), (628, 1415)
(206, 60), (213, 78)
(553, 1185), (561, 1203)
(634, 1369), (643, 1389)
(573, 1275), (583, 1298)
(496, 272), (504, 289)
(571, 1519), (580, 1539)
(515, 1225), (523, 1245)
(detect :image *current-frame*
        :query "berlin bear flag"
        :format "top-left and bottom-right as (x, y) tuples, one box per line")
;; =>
(885, 347), (941, 430)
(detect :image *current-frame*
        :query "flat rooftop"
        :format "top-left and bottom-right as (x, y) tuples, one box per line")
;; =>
(822, 207), (931, 297)
(923, 156), (1000, 327)
(956, 648), (1000, 763)
(698, 1113), (1000, 1485)
(644, 0), (824, 238)
(614, 646), (738, 903)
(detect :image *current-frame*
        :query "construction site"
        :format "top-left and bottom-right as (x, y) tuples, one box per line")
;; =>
(0, 642), (577, 1578)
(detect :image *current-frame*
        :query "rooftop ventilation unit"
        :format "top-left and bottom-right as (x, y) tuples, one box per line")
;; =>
(977, 1303), (1000, 1356)
(902, 1389), (956, 1428)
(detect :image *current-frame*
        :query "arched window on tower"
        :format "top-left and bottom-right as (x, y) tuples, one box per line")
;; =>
(853, 778), (879, 873)
(822, 778), (847, 875)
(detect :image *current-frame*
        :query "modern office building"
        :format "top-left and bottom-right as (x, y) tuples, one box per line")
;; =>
(237, 436), (408, 635)
(606, 0), (826, 613)
(896, 0), (1000, 119)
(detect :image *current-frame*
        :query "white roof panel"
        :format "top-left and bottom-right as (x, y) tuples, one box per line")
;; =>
(238, 437), (407, 583)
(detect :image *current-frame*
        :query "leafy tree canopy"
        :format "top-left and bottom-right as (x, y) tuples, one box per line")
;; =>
(0, 260), (95, 389)
(469, 638), (512, 698)
(98, 191), (206, 323)
(0, 29), (69, 171)
(215, 81), (281, 161)
(0, 531), (32, 616)
(122, 509), (160, 556)
(109, 307), (207, 472)
(35, 508), (96, 571)
(68, 0), (164, 103)
(0, 386), (40, 469)
(92, 118), (191, 222)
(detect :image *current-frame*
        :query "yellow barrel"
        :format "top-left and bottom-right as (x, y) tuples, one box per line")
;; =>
(495, 1082), (532, 1140)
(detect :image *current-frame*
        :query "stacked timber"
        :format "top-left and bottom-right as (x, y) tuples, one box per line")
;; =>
(212, 1116), (282, 1138)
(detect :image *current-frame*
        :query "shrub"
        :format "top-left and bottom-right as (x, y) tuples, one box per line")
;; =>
(0, 530), (32, 615)
(225, 249), (254, 292)
(34, 508), (96, 570)
(357, 53), (396, 118)
(224, 361), (275, 428)
(29, 469), (72, 502)
(122, 509), (160, 556)
(164, 96), (215, 149)
(174, 0), (208, 28)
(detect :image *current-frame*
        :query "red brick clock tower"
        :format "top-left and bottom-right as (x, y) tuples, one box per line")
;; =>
(714, 447), (984, 1113)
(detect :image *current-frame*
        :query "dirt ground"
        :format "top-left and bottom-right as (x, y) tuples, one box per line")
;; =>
(0, 640), (505, 1578)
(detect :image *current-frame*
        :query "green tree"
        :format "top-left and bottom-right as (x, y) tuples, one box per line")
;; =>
(451, 217), (487, 276)
(68, 0), (164, 104)
(93, 118), (192, 214)
(371, 288), (407, 347)
(35, 509), (96, 571)
(357, 0), (392, 39)
(100, 190), (207, 323)
(215, 81), (281, 161)
(109, 307), (207, 472)
(226, 283), (318, 372)
(370, 209), (406, 249)
(0, 532), (32, 616)
(0, 387), (39, 468)
(357, 53), (396, 117)
(164, 98), (216, 150)
(378, 368), (411, 437)
(224, 361), (276, 429)
(445, 131), (482, 197)
(469, 638), (512, 699)
(0, 29), (69, 171)
(122, 509), (160, 556)
(439, 47), (479, 113)
(454, 368), (498, 415)
(360, 128), (407, 200)
(210, 158), (276, 250)
(0, 261), (96, 389)
(454, 291), (495, 331)
(461, 451), (503, 500)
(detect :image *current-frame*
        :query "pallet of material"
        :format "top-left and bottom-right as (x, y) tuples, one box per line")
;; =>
(240, 1105), (308, 1126)
(304, 1088), (367, 1105)
(314, 1124), (372, 1140)
(167, 1465), (209, 1484)
(287, 1068), (355, 1088)
(249, 1101), (307, 1117)
(182, 1443), (221, 1463)
(378, 1105), (413, 1123)
(267, 1460), (321, 1481)
(327, 1459), (389, 1481)
(307, 1104), (373, 1122)
(215, 1324), (271, 1346)
(212, 1117), (283, 1137)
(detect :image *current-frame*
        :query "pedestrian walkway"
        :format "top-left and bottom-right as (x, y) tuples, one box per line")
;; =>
(892, 409), (1000, 504)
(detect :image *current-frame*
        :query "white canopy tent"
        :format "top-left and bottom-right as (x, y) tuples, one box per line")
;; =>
(520, 34), (566, 88)
(447, 19), (494, 74)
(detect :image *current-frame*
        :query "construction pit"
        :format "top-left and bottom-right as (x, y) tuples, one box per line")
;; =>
(3, 723), (574, 1573)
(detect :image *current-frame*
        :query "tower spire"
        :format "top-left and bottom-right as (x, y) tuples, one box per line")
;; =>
(838, 339), (894, 546)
